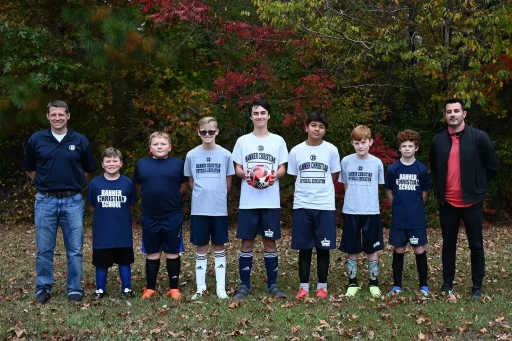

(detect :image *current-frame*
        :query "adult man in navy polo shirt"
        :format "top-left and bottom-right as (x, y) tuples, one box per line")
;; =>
(24, 100), (96, 304)
(430, 98), (498, 301)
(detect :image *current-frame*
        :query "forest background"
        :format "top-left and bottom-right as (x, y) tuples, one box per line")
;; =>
(1, 0), (512, 226)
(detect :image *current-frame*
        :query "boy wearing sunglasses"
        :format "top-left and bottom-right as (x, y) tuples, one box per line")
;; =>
(184, 117), (235, 299)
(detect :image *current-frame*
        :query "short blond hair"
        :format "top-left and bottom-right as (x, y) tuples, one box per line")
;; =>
(149, 131), (170, 145)
(102, 147), (123, 161)
(351, 125), (372, 141)
(198, 116), (218, 129)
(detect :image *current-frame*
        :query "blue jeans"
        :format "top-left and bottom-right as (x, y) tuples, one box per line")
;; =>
(34, 193), (84, 296)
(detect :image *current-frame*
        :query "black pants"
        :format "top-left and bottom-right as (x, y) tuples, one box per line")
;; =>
(439, 202), (484, 288)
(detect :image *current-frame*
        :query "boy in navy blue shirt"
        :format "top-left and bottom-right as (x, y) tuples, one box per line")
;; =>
(87, 148), (137, 299)
(134, 132), (188, 300)
(386, 130), (431, 297)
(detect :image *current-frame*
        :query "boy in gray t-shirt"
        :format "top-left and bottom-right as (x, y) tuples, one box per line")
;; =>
(338, 125), (385, 298)
(184, 117), (235, 300)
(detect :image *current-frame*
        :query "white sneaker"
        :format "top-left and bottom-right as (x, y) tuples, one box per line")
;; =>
(216, 289), (228, 299)
(191, 289), (205, 300)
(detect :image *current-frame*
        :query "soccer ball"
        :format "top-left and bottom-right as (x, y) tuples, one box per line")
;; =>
(249, 165), (273, 189)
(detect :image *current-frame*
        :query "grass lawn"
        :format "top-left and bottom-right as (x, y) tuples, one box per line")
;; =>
(0, 223), (511, 340)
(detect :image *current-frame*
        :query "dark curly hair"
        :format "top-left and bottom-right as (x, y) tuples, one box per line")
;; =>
(396, 129), (420, 148)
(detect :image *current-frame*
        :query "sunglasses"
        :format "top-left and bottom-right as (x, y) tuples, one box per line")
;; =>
(199, 130), (216, 136)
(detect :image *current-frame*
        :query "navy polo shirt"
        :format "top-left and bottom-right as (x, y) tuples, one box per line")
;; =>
(23, 128), (96, 192)
(133, 157), (187, 220)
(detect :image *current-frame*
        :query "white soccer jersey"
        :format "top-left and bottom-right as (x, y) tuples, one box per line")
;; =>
(232, 133), (288, 209)
(288, 141), (341, 210)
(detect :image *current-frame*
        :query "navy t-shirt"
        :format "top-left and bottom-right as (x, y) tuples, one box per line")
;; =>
(386, 160), (431, 229)
(23, 128), (96, 192)
(133, 157), (187, 220)
(87, 175), (137, 249)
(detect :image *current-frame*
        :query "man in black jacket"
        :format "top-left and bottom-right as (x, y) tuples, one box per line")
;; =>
(430, 98), (498, 301)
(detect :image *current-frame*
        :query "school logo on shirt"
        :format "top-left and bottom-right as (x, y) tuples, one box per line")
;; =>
(310, 155), (316, 161)
(245, 152), (276, 171)
(195, 160), (221, 179)
(68, 145), (75, 151)
(395, 174), (420, 191)
(258, 145), (264, 152)
(97, 190), (127, 208)
(348, 166), (372, 186)
(298, 160), (328, 184)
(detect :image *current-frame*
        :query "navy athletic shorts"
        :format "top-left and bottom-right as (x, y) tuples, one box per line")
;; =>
(339, 213), (384, 254)
(291, 209), (336, 250)
(237, 208), (281, 240)
(190, 215), (229, 246)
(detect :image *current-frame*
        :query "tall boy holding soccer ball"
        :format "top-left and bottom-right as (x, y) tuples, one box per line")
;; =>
(231, 99), (289, 300)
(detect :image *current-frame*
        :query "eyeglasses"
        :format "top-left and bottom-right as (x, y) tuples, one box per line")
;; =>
(199, 130), (216, 136)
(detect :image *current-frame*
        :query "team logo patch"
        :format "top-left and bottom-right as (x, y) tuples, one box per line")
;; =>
(321, 238), (331, 247)
(264, 229), (274, 238)
(310, 155), (316, 161)
(206, 157), (211, 162)
(358, 166), (363, 171)
(68, 145), (76, 151)
(258, 145), (264, 152)
(410, 236), (419, 245)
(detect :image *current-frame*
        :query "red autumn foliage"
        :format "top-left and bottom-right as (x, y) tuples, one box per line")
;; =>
(136, 0), (211, 24)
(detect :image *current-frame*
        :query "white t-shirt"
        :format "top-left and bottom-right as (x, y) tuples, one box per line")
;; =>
(184, 145), (235, 216)
(288, 141), (341, 210)
(338, 154), (384, 214)
(232, 133), (288, 209)
(52, 132), (66, 142)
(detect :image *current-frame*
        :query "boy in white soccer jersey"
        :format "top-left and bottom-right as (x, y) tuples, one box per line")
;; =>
(232, 99), (289, 300)
(339, 125), (385, 298)
(184, 117), (235, 300)
(386, 130), (431, 297)
(288, 112), (341, 299)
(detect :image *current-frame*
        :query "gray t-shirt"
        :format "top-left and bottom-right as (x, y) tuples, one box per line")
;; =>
(184, 145), (235, 216)
(338, 154), (384, 214)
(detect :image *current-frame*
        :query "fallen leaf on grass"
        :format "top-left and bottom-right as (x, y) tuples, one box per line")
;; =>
(348, 314), (358, 321)
(418, 332), (428, 340)
(290, 325), (300, 334)
(228, 301), (241, 309)
(368, 330), (375, 339)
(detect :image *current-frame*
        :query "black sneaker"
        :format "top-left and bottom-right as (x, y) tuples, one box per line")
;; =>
(35, 291), (51, 305)
(267, 284), (287, 298)
(233, 285), (252, 301)
(440, 284), (453, 296)
(68, 294), (83, 302)
(121, 288), (135, 298)
(94, 289), (107, 300)
(472, 287), (483, 302)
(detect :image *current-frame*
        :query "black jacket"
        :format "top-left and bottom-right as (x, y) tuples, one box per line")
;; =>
(429, 125), (498, 203)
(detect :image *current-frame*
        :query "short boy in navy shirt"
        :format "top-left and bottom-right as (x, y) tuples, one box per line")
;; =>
(87, 148), (137, 299)
(386, 130), (431, 297)
(134, 132), (188, 300)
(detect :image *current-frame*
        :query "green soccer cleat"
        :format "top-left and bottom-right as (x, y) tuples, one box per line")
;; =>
(345, 285), (360, 297)
(369, 286), (382, 298)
